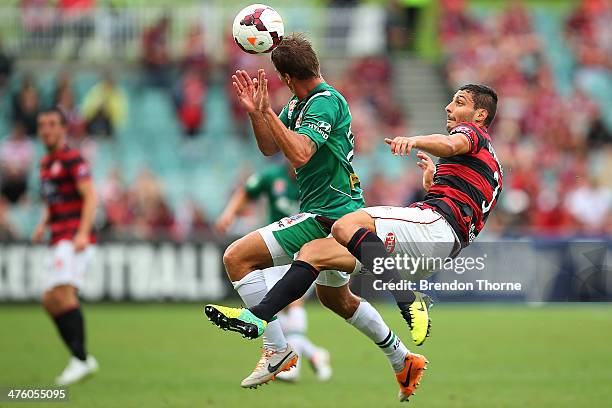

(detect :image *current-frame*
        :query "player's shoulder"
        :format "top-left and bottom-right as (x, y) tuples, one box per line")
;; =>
(59, 147), (84, 163)
(450, 122), (477, 135)
(450, 122), (490, 138)
(308, 83), (347, 113)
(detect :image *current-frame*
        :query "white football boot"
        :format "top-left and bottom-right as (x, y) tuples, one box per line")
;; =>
(240, 346), (298, 388)
(55, 355), (99, 386)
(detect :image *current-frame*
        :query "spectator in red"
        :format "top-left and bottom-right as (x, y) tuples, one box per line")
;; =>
(173, 68), (206, 137)
(142, 15), (172, 88)
(99, 168), (134, 237)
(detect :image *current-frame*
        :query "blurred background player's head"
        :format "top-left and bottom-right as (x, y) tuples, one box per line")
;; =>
(37, 107), (68, 151)
(446, 84), (498, 131)
(271, 33), (321, 94)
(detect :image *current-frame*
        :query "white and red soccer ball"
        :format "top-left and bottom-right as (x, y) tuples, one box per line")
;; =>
(232, 4), (284, 54)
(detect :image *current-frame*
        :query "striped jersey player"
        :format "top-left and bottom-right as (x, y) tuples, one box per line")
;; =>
(32, 108), (99, 386)
(412, 119), (503, 247)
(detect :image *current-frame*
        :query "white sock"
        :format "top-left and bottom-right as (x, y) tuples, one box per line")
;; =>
(346, 300), (409, 372)
(232, 270), (287, 351)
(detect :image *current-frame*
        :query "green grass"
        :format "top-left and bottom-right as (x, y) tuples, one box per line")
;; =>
(1, 303), (611, 408)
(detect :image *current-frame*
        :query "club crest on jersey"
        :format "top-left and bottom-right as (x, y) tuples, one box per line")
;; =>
(51, 160), (62, 176)
(287, 100), (297, 119)
(384, 232), (396, 253)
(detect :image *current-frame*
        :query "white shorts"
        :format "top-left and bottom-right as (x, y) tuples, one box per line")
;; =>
(359, 206), (459, 280)
(43, 240), (96, 291)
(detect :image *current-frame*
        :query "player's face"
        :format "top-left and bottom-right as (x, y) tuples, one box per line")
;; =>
(277, 71), (295, 95)
(38, 113), (66, 150)
(445, 90), (477, 132)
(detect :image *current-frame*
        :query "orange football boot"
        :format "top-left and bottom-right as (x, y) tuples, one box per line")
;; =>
(395, 353), (428, 402)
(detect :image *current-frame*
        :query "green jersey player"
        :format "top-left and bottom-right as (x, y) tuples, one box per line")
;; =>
(205, 34), (420, 392)
(215, 162), (332, 382)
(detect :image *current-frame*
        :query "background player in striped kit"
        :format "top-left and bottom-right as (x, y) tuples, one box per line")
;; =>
(32, 108), (99, 386)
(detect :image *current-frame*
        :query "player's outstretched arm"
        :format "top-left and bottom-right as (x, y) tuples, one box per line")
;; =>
(256, 70), (316, 168)
(385, 133), (470, 158)
(215, 187), (250, 235)
(232, 70), (279, 156)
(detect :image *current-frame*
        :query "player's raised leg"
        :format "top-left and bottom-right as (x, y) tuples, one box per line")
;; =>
(331, 210), (432, 346)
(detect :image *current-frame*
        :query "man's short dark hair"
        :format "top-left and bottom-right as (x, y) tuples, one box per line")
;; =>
(458, 84), (498, 127)
(38, 107), (67, 126)
(271, 33), (320, 80)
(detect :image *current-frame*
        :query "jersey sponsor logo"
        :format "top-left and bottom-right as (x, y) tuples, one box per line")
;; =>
(278, 213), (306, 227)
(287, 100), (297, 120)
(287, 213), (306, 224)
(384, 232), (396, 253)
(305, 121), (331, 139)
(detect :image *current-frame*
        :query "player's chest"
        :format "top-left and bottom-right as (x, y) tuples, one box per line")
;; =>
(40, 159), (70, 182)
(40, 160), (72, 199)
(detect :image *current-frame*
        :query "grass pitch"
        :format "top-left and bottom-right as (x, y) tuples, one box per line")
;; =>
(1, 303), (611, 408)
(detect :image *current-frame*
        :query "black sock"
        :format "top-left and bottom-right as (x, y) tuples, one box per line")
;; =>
(53, 308), (87, 361)
(249, 260), (319, 322)
(346, 227), (415, 306)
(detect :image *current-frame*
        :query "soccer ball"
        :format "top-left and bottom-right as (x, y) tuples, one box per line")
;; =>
(232, 4), (284, 54)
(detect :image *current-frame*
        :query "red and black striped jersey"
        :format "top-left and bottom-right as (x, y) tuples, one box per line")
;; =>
(411, 122), (503, 247)
(40, 145), (96, 245)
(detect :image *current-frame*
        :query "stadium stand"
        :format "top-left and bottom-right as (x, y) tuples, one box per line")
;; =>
(0, 0), (609, 242)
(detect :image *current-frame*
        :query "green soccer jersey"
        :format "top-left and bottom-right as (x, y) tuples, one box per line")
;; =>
(278, 82), (364, 219)
(244, 164), (300, 224)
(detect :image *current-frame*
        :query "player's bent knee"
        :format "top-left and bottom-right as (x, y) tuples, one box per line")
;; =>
(42, 291), (55, 313)
(296, 240), (324, 268)
(222, 242), (244, 280)
(331, 217), (355, 245)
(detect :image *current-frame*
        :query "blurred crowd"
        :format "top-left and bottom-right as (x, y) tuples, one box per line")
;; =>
(439, 0), (611, 236)
(1, 0), (610, 242)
